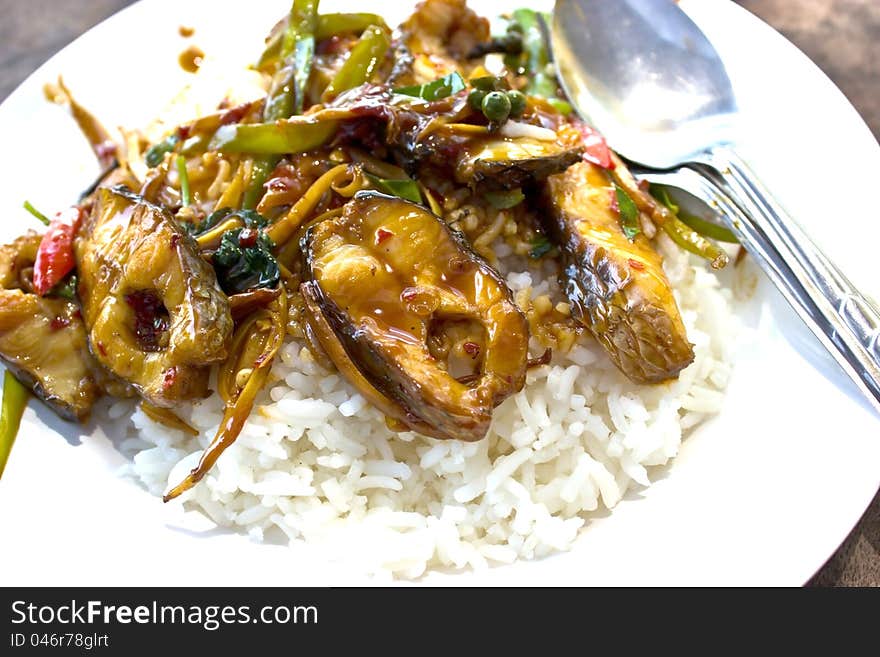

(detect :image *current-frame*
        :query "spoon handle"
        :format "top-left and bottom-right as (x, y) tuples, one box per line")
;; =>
(693, 147), (880, 415)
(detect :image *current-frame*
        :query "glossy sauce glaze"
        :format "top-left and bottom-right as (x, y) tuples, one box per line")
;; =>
(541, 162), (694, 382)
(302, 192), (529, 441)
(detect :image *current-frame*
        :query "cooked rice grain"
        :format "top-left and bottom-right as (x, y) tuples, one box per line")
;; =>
(118, 238), (738, 579)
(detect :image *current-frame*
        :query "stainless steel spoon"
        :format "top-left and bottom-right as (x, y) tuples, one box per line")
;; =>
(552, 0), (880, 415)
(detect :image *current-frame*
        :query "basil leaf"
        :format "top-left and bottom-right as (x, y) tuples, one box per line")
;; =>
(189, 208), (269, 236)
(485, 188), (525, 210)
(364, 174), (423, 204)
(614, 183), (640, 241)
(394, 72), (466, 101)
(212, 228), (280, 294)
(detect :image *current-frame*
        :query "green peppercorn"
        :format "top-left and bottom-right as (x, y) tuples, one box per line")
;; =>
(507, 90), (527, 117)
(468, 88), (486, 112)
(482, 91), (511, 123)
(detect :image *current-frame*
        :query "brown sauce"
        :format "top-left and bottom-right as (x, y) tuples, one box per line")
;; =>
(178, 45), (205, 73)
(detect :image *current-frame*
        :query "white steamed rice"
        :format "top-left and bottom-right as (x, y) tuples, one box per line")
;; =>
(113, 234), (741, 579)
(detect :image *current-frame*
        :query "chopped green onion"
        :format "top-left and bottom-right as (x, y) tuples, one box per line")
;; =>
(394, 72), (466, 101)
(176, 155), (191, 206)
(364, 174), (423, 204)
(485, 188), (525, 209)
(0, 371), (29, 479)
(144, 134), (180, 168)
(23, 201), (50, 226)
(614, 183), (640, 241)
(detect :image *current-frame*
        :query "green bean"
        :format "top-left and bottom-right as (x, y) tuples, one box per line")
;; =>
(0, 371), (29, 479)
(286, 0), (319, 116)
(677, 213), (739, 244)
(257, 13), (387, 72)
(244, 0), (320, 209)
(651, 185), (738, 243)
(211, 120), (337, 155)
(322, 25), (390, 101)
(661, 217), (730, 269)
(511, 9), (556, 98)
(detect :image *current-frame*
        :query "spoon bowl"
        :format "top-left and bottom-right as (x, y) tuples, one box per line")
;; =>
(552, 0), (880, 415)
(552, 0), (738, 168)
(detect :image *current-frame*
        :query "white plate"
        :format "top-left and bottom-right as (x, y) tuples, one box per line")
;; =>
(1, 0), (878, 586)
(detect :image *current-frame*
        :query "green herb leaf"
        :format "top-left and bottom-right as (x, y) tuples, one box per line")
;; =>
(22, 200), (50, 226)
(614, 183), (640, 241)
(212, 228), (280, 295)
(529, 235), (554, 259)
(189, 208), (269, 236)
(485, 188), (525, 209)
(364, 174), (423, 204)
(394, 72), (466, 101)
(144, 134), (180, 168)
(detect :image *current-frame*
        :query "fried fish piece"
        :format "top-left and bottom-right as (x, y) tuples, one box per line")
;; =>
(75, 186), (233, 407)
(541, 162), (694, 383)
(0, 232), (98, 421)
(301, 192), (528, 441)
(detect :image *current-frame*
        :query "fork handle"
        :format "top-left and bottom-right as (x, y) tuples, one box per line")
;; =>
(693, 145), (880, 415)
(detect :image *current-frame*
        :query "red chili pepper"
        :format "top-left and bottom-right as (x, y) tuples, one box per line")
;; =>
(33, 206), (83, 296)
(238, 228), (258, 248)
(576, 123), (614, 170)
(628, 258), (646, 271)
(463, 341), (481, 358)
(376, 228), (394, 245)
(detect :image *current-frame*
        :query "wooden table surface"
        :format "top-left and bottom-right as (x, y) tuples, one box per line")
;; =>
(0, 0), (876, 586)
